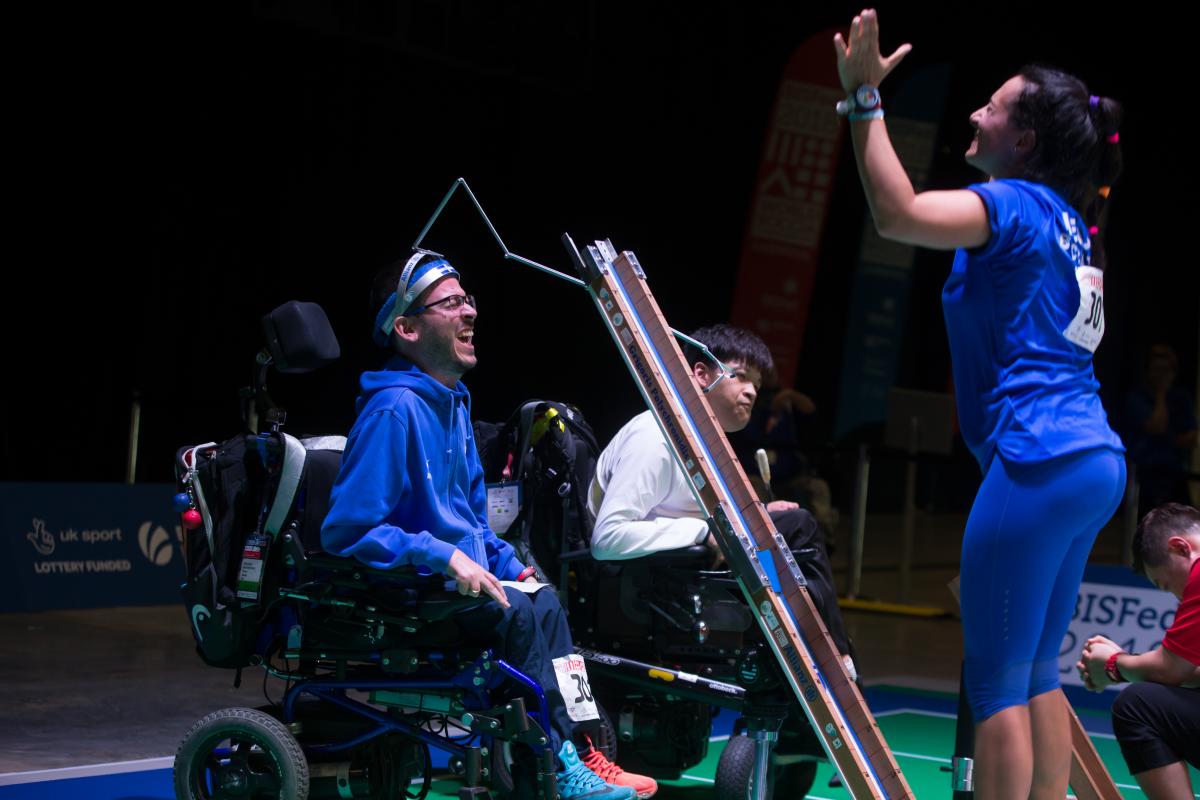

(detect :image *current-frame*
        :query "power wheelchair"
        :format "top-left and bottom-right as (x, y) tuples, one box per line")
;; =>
(173, 301), (560, 800)
(477, 405), (854, 800)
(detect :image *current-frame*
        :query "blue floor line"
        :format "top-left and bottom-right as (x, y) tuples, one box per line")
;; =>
(0, 768), (173, 800)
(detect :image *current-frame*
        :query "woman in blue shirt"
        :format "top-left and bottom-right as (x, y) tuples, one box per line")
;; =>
(834, 10), (1125, 798)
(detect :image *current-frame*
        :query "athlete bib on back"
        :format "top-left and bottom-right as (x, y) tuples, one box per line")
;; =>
(1063, 266), (1105, 352)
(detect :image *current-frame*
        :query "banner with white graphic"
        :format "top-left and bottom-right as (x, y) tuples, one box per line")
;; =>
(1059, 565), (1177, 693)
(729, 29), (847, 388)
(1, 483), (181, 611)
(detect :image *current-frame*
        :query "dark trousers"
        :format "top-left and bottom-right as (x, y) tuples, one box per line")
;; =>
(1111, 682), (1200, 774)
(771, 507), (854, 660)
(458, 585), (576, 753)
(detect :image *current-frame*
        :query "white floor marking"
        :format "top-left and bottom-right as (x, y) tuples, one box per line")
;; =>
(0, 757), (174, 786)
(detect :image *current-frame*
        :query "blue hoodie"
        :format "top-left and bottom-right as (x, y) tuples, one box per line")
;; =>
(321, 356), (524, 580)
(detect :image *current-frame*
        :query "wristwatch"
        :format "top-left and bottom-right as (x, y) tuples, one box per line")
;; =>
(836, 84), (884, 121)
(1104, 651), (1126, 683)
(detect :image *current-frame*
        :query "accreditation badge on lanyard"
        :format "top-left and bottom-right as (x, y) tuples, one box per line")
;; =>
(485, 482), (521, 535)
(1062, 266), (1105, 353)
(236, 532), (271, 604)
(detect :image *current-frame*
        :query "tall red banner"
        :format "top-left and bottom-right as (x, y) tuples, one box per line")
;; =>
(730, 30), (846, 387)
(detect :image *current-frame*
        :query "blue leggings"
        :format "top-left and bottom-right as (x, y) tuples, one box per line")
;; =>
(961, 447), (1125, 722)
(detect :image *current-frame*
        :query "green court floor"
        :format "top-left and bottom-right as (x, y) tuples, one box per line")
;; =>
(420, 704), (1199, 799)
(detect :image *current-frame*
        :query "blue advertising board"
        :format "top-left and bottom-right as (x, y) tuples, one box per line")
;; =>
(0, 483), (182, 612)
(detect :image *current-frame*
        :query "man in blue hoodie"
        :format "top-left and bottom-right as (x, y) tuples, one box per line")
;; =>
(322, 252), (647, 800)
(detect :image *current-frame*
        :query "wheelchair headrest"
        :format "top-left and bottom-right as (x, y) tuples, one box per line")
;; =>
(262, 301), (341, 373)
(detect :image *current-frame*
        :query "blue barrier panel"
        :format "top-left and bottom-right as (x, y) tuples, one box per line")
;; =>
(0, 483), (181, 612)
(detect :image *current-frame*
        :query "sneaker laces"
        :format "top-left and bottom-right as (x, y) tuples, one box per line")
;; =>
(558, 755), (609, 793)
(580, 737), (623, 783)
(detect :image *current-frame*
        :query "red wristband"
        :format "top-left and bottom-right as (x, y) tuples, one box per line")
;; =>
(516, 566), (537, 582)
(1104, 651), (1126, 683)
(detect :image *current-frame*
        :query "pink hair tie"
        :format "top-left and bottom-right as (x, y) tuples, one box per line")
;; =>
(1107, 132), (1120, 144)
(1088, 226), (1099, 235)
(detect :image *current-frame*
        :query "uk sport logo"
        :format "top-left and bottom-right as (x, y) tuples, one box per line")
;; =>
(137, 522), (175, 566)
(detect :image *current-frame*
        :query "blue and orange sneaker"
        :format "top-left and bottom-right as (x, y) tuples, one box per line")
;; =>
(555, 741), (635, 800)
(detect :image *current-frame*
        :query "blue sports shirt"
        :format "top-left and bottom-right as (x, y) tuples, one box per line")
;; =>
(942, 179), (1124, 468)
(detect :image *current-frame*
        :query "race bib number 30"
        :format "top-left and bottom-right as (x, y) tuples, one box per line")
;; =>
(552, 654), (600, 722)
(1063, 266), (1105, 352)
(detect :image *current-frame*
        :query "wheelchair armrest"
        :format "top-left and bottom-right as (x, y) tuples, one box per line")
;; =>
(283, 531), (458, 591)
(791, 546), (819, 564)
(302, 550), (425, 581)
(563, 544), (713, 567)
(559, 548), (593, 564)
(621, 544), (712, 567)
(417, 591), (494, 621)
(283, 534), (493, 620)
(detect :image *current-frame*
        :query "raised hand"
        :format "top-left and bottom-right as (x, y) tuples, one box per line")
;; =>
(832, 9), (912, 95)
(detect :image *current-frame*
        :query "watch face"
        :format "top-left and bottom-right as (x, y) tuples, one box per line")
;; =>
(856, 85), (880, 109)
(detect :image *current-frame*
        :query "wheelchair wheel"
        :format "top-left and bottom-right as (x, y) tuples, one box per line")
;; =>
(714, 734), (817, 800)
(175, 707), (309, 800)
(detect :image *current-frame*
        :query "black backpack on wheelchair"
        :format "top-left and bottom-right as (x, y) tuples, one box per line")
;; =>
(474, 399), (599, 593)
(172, 302), (560, 800)
(176, 429), (344, 673)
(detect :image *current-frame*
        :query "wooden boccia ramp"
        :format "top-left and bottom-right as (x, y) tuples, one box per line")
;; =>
(563, 235), (913, 800)
(405, 177), (1122, 798)
(1068, 702), (1122, 800)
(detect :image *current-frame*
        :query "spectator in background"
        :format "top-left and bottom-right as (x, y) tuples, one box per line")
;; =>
(1126, 344), (1198, 515)
(730, 370), (839, 546)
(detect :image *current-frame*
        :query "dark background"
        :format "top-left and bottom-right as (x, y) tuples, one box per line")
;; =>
(7, 2), (1196, 510)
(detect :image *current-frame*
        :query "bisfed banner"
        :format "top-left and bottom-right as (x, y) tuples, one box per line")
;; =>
(1059, 564), (1176, 693)
(1, 483), (181, 612)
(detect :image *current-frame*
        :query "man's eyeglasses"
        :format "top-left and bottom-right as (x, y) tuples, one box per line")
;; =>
(408, 294), (476, 316)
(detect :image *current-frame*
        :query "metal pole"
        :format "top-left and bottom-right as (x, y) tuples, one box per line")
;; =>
(848, 444), (870, 599)
(899, 416), (919, 604)
(749, 729), (777, 800)
(951, 662), (975, 796)
(125, 394), (141, 485)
